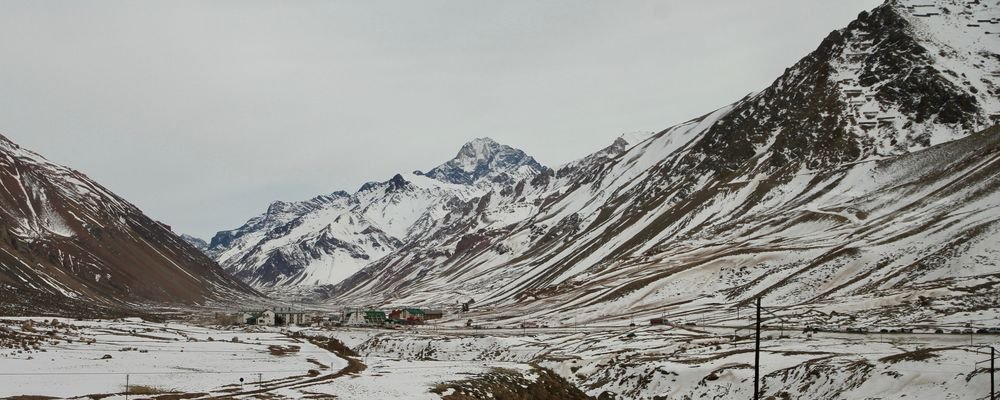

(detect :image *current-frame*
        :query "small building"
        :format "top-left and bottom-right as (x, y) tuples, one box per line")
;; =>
(387, 308), (425, 324)
(650, 318), (668, 326)
(345, 310), (386, 326)
(235, 308), (308, 327)
(237, 310), (276, 326)
(400, 308), (425, 322)
(843, 88), (863, 97)
(387, 309), (409, 325)
(257, 310), (276, 326)
(345, 311), (367, 326)
(364, 310), (386, 325)
(461, 299), (475, 312)
(424, 310), (444, 320)
(273, 307), (306, 326)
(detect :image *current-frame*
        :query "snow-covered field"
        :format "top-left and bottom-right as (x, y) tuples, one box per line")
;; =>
(310, 324), (1000, 400)
(0, 317), (346, 398)
(2, 317), (998, 399)
(0, 317), (525, 399)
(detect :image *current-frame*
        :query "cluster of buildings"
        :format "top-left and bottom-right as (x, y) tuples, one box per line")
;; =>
(341, 307), (444, 326)
(235, 307), (308, 327)
(232, 306), (447, 327)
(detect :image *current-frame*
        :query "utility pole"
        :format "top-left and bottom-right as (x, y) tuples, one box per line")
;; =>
(754, 297), (761, 400)
(125, 374), (129, 400)
(974, 345), (996, 400)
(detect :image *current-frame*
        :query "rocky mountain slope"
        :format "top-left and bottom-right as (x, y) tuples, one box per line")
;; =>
(212, 0), (998, 328)
(316, 0), (1000, 323)
(0, 135), (256, 317)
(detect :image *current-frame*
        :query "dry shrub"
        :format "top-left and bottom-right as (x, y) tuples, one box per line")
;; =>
(128, 385), (174, 395)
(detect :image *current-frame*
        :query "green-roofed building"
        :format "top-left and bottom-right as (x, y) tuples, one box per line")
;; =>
(364, 310), (387, 325)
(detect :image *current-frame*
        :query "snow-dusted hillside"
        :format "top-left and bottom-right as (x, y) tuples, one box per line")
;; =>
(0, 135), (256, 317)
(319, 0), (1000, 323)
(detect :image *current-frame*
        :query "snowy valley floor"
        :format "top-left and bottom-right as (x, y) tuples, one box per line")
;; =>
(1, 317), (998, 399)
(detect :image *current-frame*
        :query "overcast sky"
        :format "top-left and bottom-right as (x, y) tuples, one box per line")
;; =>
(0, 0), (880, 240)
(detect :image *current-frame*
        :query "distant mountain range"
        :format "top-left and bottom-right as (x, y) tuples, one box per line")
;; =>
(202, 0), (1000, 326)
(205, 136), (560, 289)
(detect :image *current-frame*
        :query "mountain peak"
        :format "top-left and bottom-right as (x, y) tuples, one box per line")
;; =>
(0, 133), (16, 148)
(454, 137), (502, 172)
(617, 131), (655, 147)
(466, 136), (498, 146)
(425, 137), (544, 185)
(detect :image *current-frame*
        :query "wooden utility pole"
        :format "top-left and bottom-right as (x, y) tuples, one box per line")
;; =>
(125, 374), (129, 400)
(754, 297), (761, 400)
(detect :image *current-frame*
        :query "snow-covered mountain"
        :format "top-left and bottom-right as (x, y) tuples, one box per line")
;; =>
(208, 138), (541, 289)
(315, 0), (1000, 323)
(181, 234), (209, 252)
(0, 135), (257, 317)
(212, 0), (999, 328)
(422, 137), (544, 185)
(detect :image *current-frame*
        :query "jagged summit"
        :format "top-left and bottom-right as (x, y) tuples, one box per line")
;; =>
(424, 137), (545, 185)
(617, 131), (655, 147)
(0, 133), (15, 148)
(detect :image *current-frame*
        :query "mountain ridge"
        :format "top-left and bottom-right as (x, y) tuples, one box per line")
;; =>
(208, 137), (543, 289)
(0, 133), (258, 317)
(207, 0), (999, 328)
(313, 0), (999, 324)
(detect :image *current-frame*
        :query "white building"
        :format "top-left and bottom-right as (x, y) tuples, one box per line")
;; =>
(237, 309), (276, 326)
(345, 311), (367, 326)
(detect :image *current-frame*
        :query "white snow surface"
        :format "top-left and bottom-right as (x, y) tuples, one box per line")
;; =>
(0, 318), (544, 400)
